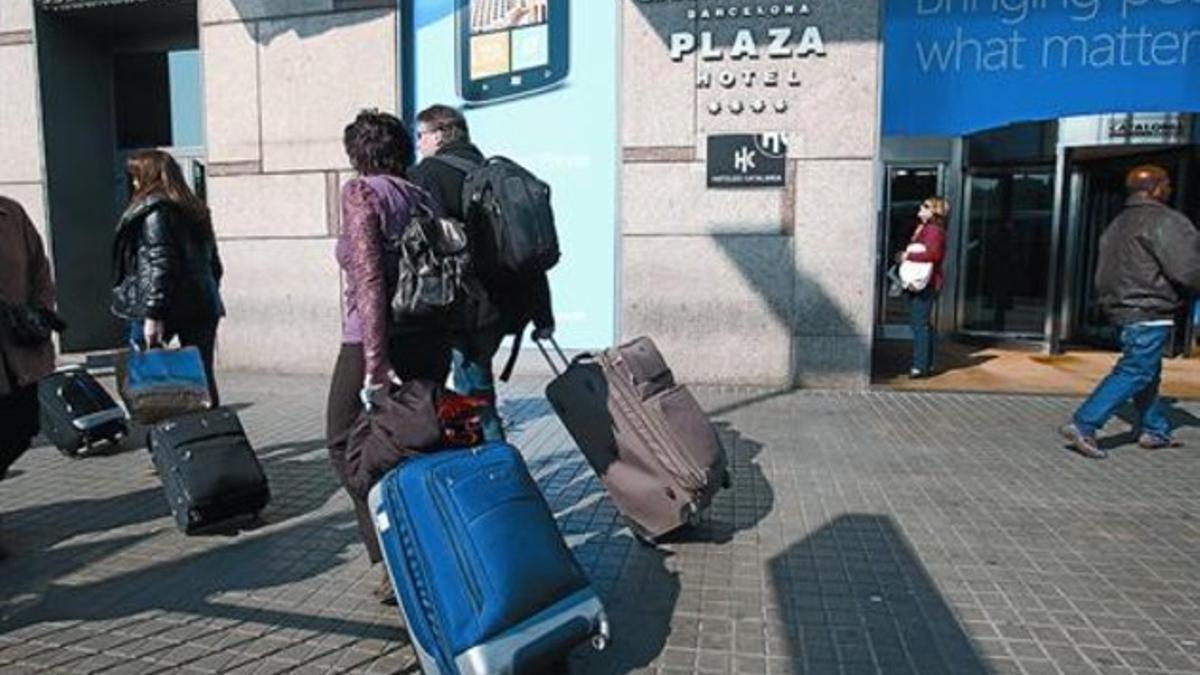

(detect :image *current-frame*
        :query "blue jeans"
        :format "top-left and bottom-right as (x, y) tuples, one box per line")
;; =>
(909, 288), (936, 374)
(450, 331), (505, 443)
(1073, 323), (1171, 439)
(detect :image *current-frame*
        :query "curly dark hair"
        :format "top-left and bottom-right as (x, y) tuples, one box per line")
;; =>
(343, 109), (412, 177)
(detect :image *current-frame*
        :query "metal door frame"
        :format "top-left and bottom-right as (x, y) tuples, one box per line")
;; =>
(1056, 145), (1197, 354)
(954, 164), (1057, 342)
(878, 163), (946, 340)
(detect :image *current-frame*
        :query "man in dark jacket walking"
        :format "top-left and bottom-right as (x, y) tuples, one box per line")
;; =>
(408, 105), (555, 441)
(1060, 165), (1200, 459)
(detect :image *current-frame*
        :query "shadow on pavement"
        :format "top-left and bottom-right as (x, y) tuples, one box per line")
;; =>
(705, 388), (795, 418)
(0, 485), (169, 556)
(1116, 397), (1200, 431)
(873, 339), (999, 384)
(661, 422), (774, 546)
(0, 530), (158, 615)
(769, 514), (992, 675)
(522, 432), (682, 673)
(497, 396), (556, 436)
(558, 418), (773, 672)
(0, 512), (396, 651)
(1097, 398), (1200, 450)
(254, 437), (342, 525)
(569, 532), (681, 675)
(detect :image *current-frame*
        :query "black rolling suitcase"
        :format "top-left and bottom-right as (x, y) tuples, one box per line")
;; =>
(149, 407), (270, 533)
(37, 365), (127, 457)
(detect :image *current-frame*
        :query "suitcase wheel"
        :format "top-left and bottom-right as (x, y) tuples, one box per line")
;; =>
(592, 617), (611, 651)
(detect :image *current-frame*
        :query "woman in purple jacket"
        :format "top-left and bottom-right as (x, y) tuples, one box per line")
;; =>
(325, 110), (450, 603)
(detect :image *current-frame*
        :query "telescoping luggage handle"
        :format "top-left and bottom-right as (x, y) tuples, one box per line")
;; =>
(533, 336), (593, 377)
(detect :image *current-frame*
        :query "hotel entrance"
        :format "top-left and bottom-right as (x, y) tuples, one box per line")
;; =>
(1061, 145), (1199, 355)
(958, 168), (1054, 339)
(878, 3), (1199, 393)
(35, 0), (202, 353)
(874, 116), (1199, 390)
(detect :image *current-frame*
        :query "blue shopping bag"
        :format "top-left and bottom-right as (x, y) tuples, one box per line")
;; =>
(117, 346), (211, 423)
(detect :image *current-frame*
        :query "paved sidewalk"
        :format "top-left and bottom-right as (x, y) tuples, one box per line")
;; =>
(2, 372), (1199, 675)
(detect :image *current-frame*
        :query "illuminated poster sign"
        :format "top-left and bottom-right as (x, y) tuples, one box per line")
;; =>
(884, 1), (1200, 136)
(414, 0), (616, 348)
(458, 0), (569, 103)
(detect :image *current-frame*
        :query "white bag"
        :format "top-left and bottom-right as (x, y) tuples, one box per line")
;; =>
(899, 243), (933, 292)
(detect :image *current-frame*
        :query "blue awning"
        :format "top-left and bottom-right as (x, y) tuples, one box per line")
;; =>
(882, 2), (1200, 136)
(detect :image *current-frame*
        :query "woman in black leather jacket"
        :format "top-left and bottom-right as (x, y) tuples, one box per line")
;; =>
(111, 150), (225, 405)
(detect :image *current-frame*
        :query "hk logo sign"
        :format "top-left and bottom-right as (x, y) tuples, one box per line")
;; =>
(733, 146), (757, 174)
(708, 133), (788, 188)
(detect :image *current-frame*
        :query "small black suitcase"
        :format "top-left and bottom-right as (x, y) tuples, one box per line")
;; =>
(37, 366), (127, 457)
(149, 407), (270, 533)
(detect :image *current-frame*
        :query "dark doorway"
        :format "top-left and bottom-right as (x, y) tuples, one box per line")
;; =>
(959, 169), (1055, 338)
(35, 0), (201, 353)
(879, 166), (943, 335)
(1065, 146), (1198, 354)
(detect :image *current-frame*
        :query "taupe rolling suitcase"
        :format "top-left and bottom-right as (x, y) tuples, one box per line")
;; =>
(539, 336), (728, 543)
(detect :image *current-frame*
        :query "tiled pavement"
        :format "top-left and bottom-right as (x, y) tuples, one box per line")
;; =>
(2, 371), (1199, 675)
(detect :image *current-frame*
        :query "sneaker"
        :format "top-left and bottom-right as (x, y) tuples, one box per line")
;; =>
(909, 368), (927, 379)
(1137, 433), (1183, 450)
(1059, 423), (1107, 459)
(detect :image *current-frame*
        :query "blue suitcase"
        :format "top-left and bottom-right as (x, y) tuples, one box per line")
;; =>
(368, 442), (609, 675)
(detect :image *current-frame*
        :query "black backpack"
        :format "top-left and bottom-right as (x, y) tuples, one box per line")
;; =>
(430, 154), (560, 276)
(389, 199), (473, 322)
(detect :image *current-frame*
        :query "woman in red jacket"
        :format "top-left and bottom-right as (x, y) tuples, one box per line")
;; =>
(899, 197), (949, 378)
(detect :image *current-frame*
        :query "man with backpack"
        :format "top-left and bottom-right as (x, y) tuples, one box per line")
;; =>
(409, 105), (558, 442)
